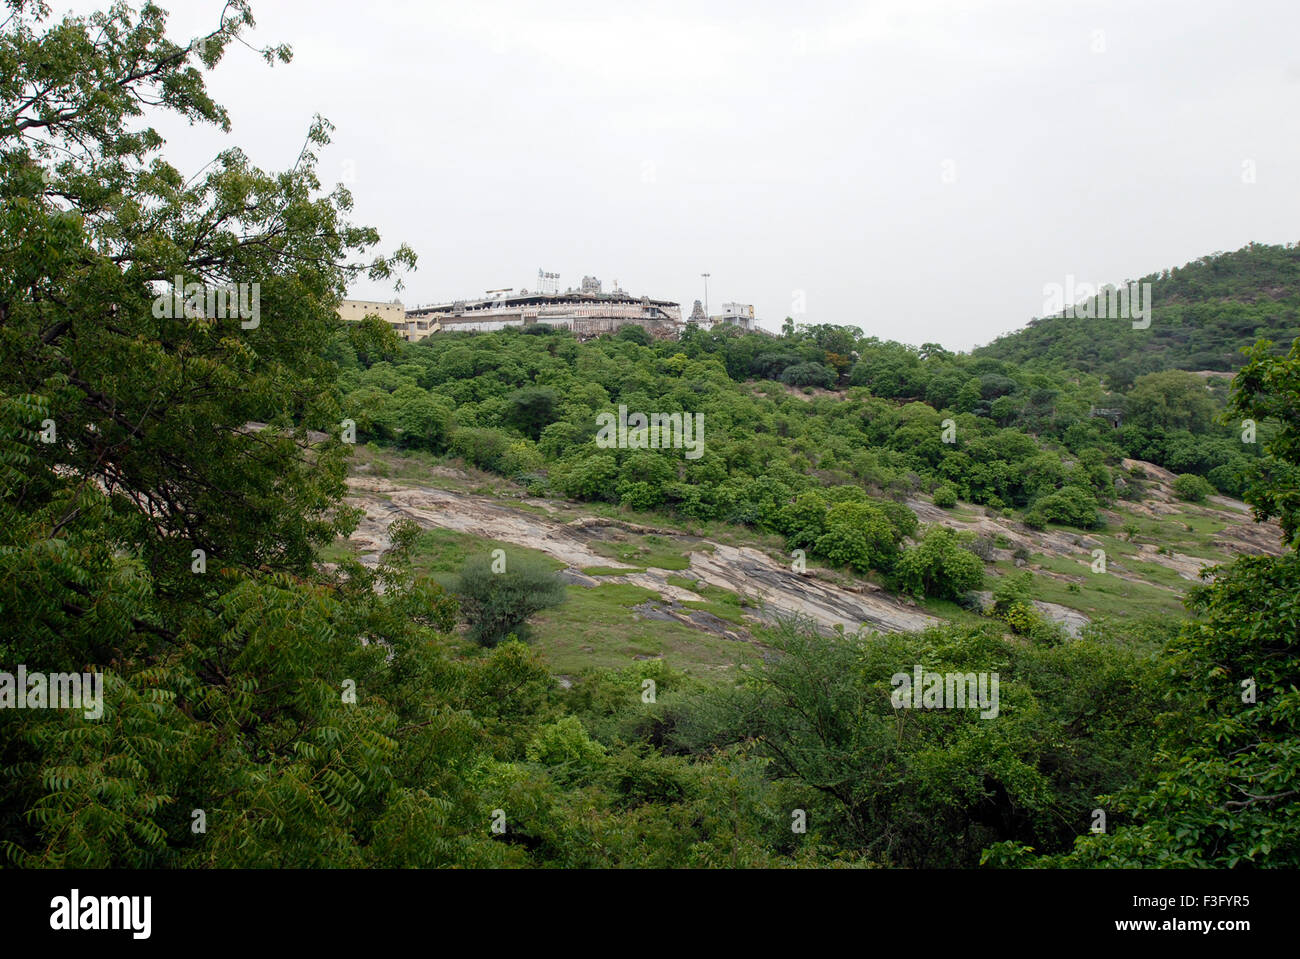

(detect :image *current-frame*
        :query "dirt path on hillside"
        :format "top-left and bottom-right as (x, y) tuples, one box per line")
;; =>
(345, 477), (940, 635)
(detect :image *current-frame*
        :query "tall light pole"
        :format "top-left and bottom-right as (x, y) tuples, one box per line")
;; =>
(701, 273), (710, 321)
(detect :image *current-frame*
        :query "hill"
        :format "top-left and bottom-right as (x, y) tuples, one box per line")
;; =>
(975, 242), (1300, 389)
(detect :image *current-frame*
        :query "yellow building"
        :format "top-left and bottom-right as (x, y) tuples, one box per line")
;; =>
(336, 298), (438, 342)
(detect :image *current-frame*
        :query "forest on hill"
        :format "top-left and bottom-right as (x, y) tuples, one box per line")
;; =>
(974, 242), (1300, 388)
(337, 308), (1273, 529)
(2, 1), (1298, 873)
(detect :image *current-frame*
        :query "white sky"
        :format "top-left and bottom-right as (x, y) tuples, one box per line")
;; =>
(54, 0), (1300, 349)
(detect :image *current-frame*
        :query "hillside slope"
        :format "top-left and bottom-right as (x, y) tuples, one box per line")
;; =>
(335, 447), (1284, 679)
(975, 242), (1300, 388)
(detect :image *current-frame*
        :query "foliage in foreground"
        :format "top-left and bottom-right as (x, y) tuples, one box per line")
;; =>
(2, 0), (1298, 870)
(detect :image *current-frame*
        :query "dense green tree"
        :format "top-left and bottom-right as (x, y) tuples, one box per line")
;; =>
(5, 0), (1294, 873)
(814, 501), (900, 574)
(777, 491), (829, 550)
(450, 426), (511, 472)
(1231, 338), (1300, 547)
(893, 527), (985, 600)
(932, 482), (958, 508)
(504, 386), (561, 441)
(348, 314), (403, 367)
(1125, 370), (1219, 433)
(615, 324), (651, 346)
(975, 243), (1300, 382)
(393, 389), (454, 450)
(1171, 472), (1214, 502)
(555, 453), (619, 501)
(453, 553), (566, 647)
(0, 0), (578, 870)
(680, 620), (1165, 867)
(1025, 486), (1101, 529)
(780, 361), (836, 388)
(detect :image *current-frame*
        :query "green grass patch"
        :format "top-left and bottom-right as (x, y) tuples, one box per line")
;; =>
(318, 539), (359, 564)
(350, 443), (521, 495)
(571, 501), (784, 552)
(918, 595), (990, 628)
(399, 528), (563, 590)
(529, 584), (752, 678)
(589, 534), (693, 570)
(680, 584), (751, 626)
(663, 575), (753, 622)
(680, 599), (749, 626)
(990, 559), (1186, 620)
(1107, 504), (1237, 561)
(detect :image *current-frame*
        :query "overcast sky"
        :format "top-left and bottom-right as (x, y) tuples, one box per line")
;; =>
(60, 0), (1300, 349)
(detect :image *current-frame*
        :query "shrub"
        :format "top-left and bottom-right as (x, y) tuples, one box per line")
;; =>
(966, 534), (996, 562)
(504, 387), (561, 441)
(347, 314), (403, 366)
(778, 491), (829, 550)
(554, 453), (619, 501)
(885, 471), (922, 500)
(618, 480), (664, 511)
(1030, 485), (1101, 528)
(1207, 458), (1255, 498)
(779, 362), (836, 388)
(615, 325), (651, 346)
(1172, 473), (1215, 503)
(876, 499), (919, 540)
(814, 501), (899, 574)
(618, 450), (676, 491)
(500, 440), (545, 476)
(394, 394), (454, 451)
(453, 553), (566, 646)
(525, 716), (607, 782)
(992, 571), (1034, 617)
(892, 527), (985, 600)
(450, 427), (512, 473)
(824, 485), (869, 504)
(515, 471), (550, 496)
(932, 483), (958, 508)
(751, 352), (803, 379)
(1117, 476), (1144, 501)
(1001, 600), (1040, 636)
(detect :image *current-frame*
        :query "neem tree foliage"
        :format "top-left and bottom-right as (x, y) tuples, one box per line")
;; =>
(0, 0), (565, 869)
